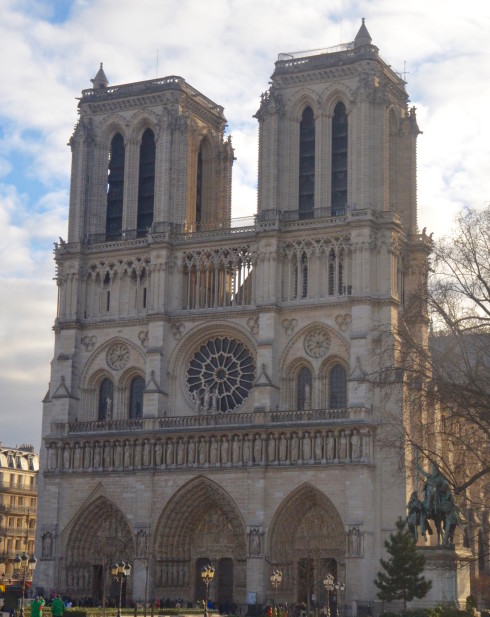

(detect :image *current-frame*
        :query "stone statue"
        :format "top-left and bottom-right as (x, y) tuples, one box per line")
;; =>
(211, 389), (219, 413)
(134, 442), (142, 467)
(268, 435), (276, 462)
(326, 432), (335, 461)
(351, 431), (361, 460)
(210, 438), (218, 465)
(166, 440), (174, 466)
(221, 438), (229, 464)
(304, 382), (311, 410)
(63, 447), (71, 469)
(279, 435), (288, 462)
(291, 434), (299, 462)
(105, 396), (112, 420)
(187, 439), (196, 465)
(253, 435), (262, 463)
(124, 442), (132, 467)
(232, 437), (240, 464)
(203, 384), (211, 412)
(93, 443), (101, 468)
(177, 440), (185, 466)
(192, 389), (201, 414)
(243, 438), (251, 463)
(303, 432), (311, 461)
(154, 441), (162, 466)
(406, 491), (424, 542)
(199, 439), (207, 464)
(314, 434), (323, 461)
(143, 441), (151, 466)
(338, 431), (347, 460)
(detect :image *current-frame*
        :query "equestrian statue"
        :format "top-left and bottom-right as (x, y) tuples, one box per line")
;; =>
(406, 462), (463, 546)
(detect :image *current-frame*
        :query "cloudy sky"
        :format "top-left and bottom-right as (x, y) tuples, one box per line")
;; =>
(0, 0), (489, 451)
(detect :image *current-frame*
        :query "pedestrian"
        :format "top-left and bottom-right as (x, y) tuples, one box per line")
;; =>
(51, 594), (65, 617)
(31, 595), (45, 617)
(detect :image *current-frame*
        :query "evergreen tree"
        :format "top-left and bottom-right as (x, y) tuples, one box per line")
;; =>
(374, 518), (432, 610)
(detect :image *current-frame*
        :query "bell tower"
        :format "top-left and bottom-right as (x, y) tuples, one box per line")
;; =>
(67, 70), (234, 245)
(256, 19), (420, 233)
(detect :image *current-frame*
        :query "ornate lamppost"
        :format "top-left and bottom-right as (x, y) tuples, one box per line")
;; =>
(13, 552), (37, 617)
(201, 564), (215, 617)
(323, 574), (344, 617)
(270, 569), (283, 614)
(111, 560), (131, 617)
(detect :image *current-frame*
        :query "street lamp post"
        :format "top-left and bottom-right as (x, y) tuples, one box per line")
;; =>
(201, 564), (215, 617)
(111, 560), (131, 617)
(14, 552), (37, 617)
(270, 569), (283, 614)
(323, 575), (345, 617)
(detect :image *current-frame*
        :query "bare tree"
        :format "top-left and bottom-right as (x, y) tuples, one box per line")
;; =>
(373, 205), (489, 500)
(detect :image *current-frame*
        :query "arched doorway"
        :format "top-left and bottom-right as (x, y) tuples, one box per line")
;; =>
(154, 476), (247, 609)
(267, 484), (345, 608)
(64, 496), (134, 605)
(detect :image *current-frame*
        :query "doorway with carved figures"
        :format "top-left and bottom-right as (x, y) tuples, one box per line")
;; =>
(266, 484), (345, 608)
(154, 477), (246, 609)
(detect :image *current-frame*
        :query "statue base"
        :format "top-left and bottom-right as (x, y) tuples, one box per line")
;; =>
(410, 546), (471, 608)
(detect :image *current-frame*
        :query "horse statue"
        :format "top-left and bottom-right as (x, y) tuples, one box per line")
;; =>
(407, 463), (463, 546)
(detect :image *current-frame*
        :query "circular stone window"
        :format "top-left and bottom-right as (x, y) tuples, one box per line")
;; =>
(187, 337), (255, 413)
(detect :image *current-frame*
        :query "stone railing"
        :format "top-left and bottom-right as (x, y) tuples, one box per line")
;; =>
(49, 407), (370, 437)
(81, 75), (224, 116)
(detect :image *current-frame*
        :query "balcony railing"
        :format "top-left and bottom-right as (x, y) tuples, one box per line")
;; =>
(0, 504), (36, 515)
(0, 482), (37, 494)
(50, 407), (370, 437)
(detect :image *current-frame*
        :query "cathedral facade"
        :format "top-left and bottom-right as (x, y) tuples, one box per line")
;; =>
(34, 22), (431, 610)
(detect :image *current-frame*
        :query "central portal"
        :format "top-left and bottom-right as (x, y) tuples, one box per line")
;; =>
(154, 477), (247, 608)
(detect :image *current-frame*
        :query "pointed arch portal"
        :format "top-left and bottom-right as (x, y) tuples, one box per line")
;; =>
(267, 484), (345, 605)
(64, 496), (134, 604)
(154, 476), (247, 608)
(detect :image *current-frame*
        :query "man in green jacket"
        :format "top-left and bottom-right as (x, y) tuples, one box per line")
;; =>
(30, 596), (45, 617)
(51, 595), (65, 617)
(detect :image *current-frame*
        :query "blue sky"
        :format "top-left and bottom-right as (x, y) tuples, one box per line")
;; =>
(1, 0), (489, 450)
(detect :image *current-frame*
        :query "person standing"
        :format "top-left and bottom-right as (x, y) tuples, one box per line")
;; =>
(30, 596), (45, 617)
(51, 595), (65, 617)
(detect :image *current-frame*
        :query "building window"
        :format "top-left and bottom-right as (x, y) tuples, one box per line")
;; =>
(301, 252), (308, 299)
(331, 102), (347, 215)
(98, 378), (114, 421)
(299, 106), (315, 218)
(106, 133), (125, 241)
(297, 366), (313, 411)
(187, 337), (255, 413)
(137, 128), (155, 236)
(129, 376), (145, 419)
(330, 364), (347, 409)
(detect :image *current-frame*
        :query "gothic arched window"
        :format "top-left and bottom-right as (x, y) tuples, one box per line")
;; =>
(129, 376), (145, 419)
(106, 133), (125, 241)
(297, 366), (312, 411)
(299, 106), (315, 218)
(137, 128), (155, 236)
(329, 364), (346, 409)
(98, 378), (114, 421)
(331, 102), (347, 215)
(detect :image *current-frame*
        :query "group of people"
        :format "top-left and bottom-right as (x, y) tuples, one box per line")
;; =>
(407, 463), (462, 545)
(29, 595), (65, 617)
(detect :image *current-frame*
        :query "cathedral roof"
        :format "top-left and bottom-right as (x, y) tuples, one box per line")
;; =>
(354, 18), (372, 48)
(91, 62), (109, 89)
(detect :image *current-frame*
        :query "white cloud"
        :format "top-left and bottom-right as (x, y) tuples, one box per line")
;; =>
(0, 0), (489, 449)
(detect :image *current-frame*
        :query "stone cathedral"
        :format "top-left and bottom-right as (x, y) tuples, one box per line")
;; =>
(34, 21), (434, 610)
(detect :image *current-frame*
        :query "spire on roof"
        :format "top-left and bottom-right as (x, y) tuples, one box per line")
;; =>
(90, 62), (109, 89)
(354, 18), (372, 48)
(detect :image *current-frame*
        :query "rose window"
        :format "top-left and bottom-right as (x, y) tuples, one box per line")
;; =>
(187, 337), (255, 412)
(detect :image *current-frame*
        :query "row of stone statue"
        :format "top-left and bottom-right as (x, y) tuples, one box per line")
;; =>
(47, 428), (373, 472)
(407, 463), (463, 546)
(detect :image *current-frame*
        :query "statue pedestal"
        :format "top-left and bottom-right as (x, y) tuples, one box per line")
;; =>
(411, 546), (471, 608)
